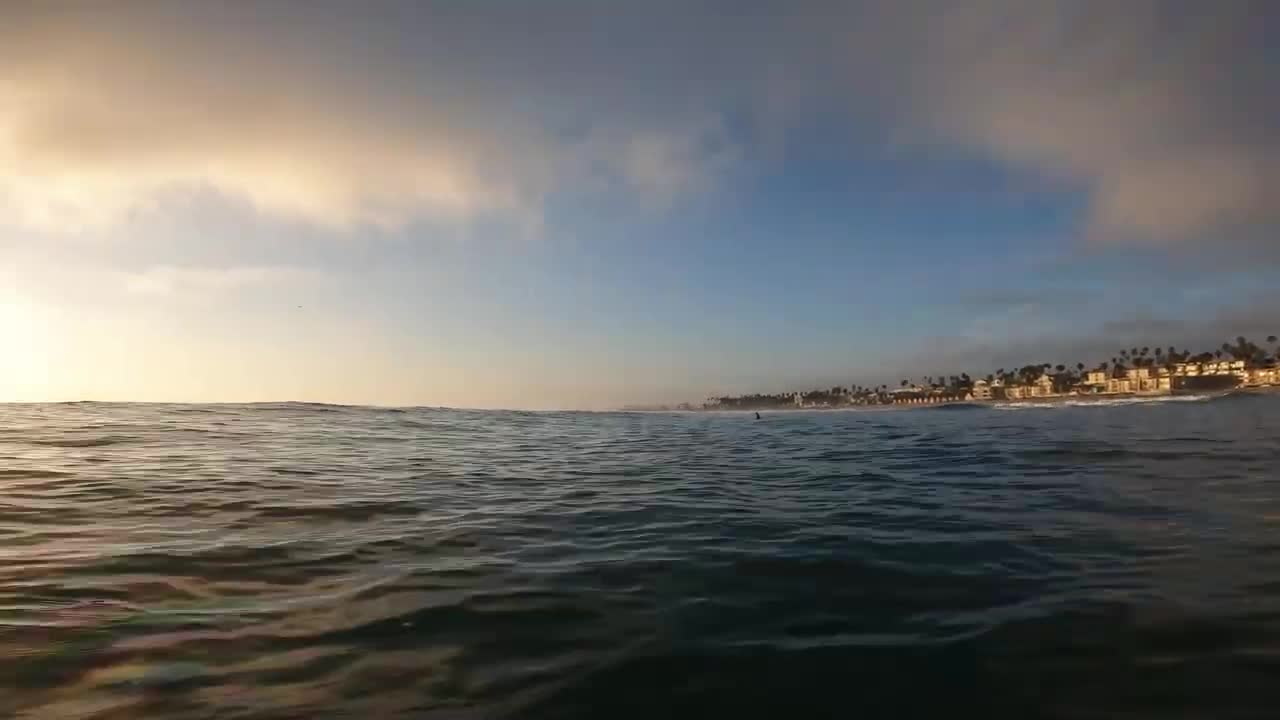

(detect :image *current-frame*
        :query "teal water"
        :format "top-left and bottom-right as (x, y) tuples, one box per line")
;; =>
(3, 396), (1280, 718)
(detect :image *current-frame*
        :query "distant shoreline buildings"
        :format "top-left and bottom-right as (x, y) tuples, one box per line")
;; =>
(703, 337), (1280, 410)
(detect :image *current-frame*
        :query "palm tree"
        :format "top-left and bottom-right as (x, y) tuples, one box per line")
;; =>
(1076, 362), (1085, 372)
(1231, 337), (1249, 360)
(900, 380), (908, 387)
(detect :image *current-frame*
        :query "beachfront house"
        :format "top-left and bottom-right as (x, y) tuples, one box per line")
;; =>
(1033, 375), (1054, 397)
(1080, 370), (1108, 394)
(1175, 360), (1247, 378)
(1106, 376), (1132, 394)
(1169, 360), (1248, 391)
(1117, 367), (1170, 393)
(1248, 367), (1280, 386)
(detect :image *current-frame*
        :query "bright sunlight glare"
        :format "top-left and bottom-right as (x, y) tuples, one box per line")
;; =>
(0, 290), (54, 401)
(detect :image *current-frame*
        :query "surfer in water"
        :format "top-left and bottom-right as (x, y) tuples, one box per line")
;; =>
(755, 412), (761, 420)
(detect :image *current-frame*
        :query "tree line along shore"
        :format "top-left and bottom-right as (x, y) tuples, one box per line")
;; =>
(705, 336), (1280, 410)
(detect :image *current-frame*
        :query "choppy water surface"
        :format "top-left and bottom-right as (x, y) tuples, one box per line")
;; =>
(4, 396), (1280, 719)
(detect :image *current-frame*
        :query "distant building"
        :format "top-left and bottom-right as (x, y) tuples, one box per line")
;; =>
(1223, 360), (1247, 377)
(1169, 360), (1247, 392)
(1247, 367), (1280, 386)
(1078, 370), (1109, 393)
(1175, 360), (1246, 377)
(1033, 375), (1054, 397)
(1088, 366), (1172, 394)
(890, 391), (972, 406)
(1174, 362), (1198, 377)
(970, 379), (993, 401)
(1004, 375), (1055, 400)
(1119, 367), (1169, 393)
(1106, 376), (1131, 394)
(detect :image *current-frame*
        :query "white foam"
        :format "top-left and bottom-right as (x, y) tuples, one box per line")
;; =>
(994, 394), (1214, 410)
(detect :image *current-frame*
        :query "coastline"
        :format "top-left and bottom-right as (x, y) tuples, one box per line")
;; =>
(689, 387), (1269, 414)
(702, 339), (1280, 413)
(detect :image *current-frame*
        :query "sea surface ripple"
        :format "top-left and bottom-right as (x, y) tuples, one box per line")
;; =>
(3, 396), (1280, 718)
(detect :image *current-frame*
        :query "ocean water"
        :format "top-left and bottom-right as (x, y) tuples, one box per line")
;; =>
(3, 396), (1280, 719)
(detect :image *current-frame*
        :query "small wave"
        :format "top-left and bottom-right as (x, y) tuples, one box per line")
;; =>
(29, 435), (137, 448)
(994, 394), (1214, 410)
(0, 469), (72, 479)
(254, 501), (422, 520)
(237, 401), (356, 413)
(4, 398), (1280, 719)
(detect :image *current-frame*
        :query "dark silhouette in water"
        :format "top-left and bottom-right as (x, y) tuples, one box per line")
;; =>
(755, 412), (761, 420)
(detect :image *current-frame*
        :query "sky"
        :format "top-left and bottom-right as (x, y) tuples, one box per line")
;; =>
(1, 0), (1277, 409)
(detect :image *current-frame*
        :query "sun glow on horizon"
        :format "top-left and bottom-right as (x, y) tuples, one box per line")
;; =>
(0, 290), (55, 401)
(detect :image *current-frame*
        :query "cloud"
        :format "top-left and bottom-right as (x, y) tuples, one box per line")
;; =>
(608, 116), (743, 207)
(1, 36), (518, 229)
(122, 265), (325, 297)
(892, 288), (1280, 382)
(0, 2), (740, 232)
(847, 0), (1280, 243)
(2, 1), (1274, 248)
